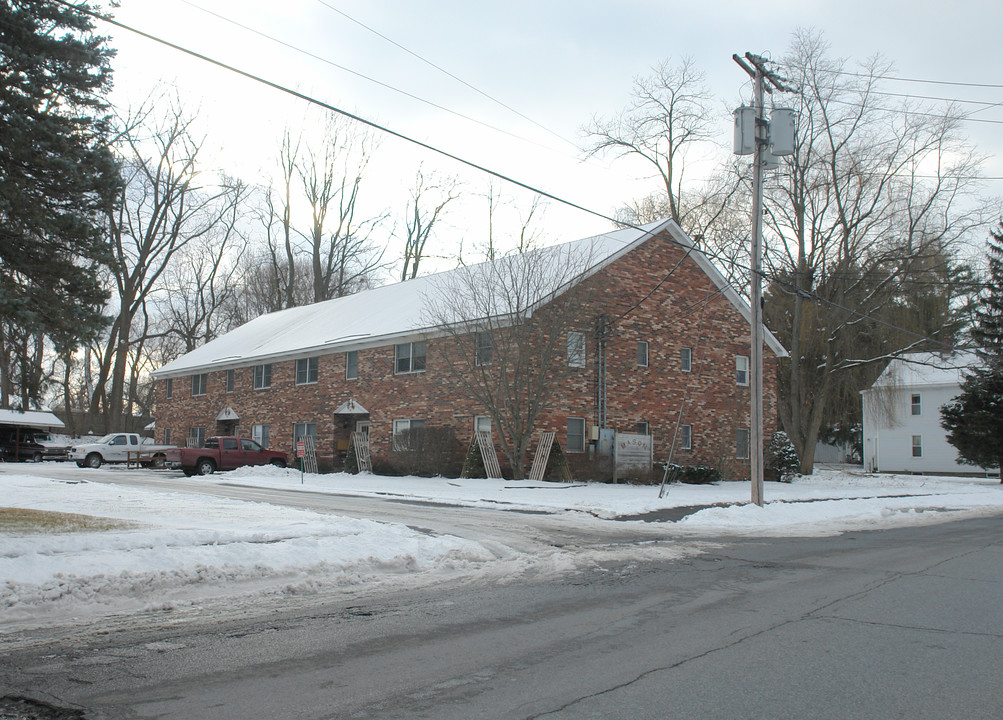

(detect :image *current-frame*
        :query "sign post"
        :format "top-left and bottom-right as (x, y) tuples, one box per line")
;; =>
(296, 440), (305, 484)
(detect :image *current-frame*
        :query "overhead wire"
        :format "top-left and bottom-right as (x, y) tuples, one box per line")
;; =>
(62, 1), (973, 353)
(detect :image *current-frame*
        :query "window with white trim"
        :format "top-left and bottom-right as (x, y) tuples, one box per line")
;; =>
(189, 426), (205, 447)
(165, 378), (173, 399)
(911, 393), (921, 416)
(681, 347), (692, 373)
(293, 422), (316, 444)
(637, 341), (649, 367)
(474, 415), (492, 434)
(566, 417), (586, 452)
(392, 418), (426, 450)
(679, 424), (692, 450)
(346, 351), (358, 380)
(296, 357), (318, 385)
(636, 421), (649, 435)
(191, 373), (207, 396)
(252, 424), (270, 448)
(912, 435), (923, 457)
(475, 332), (493, 366)
(567, 332), (586, 368)
(736, 356), (750, 386)
(395, 342), (426, 374)
(253, 364), (272, 389)
(736, 427), (750, 459)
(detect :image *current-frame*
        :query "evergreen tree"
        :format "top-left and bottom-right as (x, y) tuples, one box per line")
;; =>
(940, 223), (1003, 478)
(0, 1), (120, 356)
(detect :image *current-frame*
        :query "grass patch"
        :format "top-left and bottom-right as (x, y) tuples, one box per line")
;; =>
(0, 507), (137, 535)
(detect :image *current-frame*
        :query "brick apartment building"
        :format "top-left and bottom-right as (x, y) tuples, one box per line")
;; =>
(152, 219), (786, 476)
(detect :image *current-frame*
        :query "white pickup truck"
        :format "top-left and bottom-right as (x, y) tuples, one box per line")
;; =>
(68, 433), (175, 469)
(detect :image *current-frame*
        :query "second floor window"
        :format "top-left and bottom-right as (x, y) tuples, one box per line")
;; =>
(681, 347), (692, 373)
(346, 350), (358, 380)
(475, 331), (493, 366)
(191, 373), (207, 396)
(395, 341), (426, 374)
(911, 394), (922, 416)
(567, 332), (586, 368)
(736, 356), (750, 386)
(637, 341), (649, 367)
(296, 357), (318, 385)
(254, 363), (272, 389)
(165, 378), (173, 399)
(226, 369), (234, 392)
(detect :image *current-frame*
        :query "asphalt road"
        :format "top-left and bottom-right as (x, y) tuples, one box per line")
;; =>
(2, 482), (1001, 720)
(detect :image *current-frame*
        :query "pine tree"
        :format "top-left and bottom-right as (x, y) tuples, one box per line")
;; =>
(0, 1), (120, 355)
(940, 223), (1003, 478)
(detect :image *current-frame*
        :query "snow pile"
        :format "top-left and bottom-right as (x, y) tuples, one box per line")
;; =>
(0, 474), (493, 625)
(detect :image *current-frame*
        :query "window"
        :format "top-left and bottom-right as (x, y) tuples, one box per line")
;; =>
(681, 347), (692, 373)
(395, 341), (427, 374)
(165, 378), (173, 399)
(164, 429), (171, 445)
(296, 357), (319, 385)
(191, 373), (207, 396)
(475, 332), (493, 366)
(912, 435), (923, 458)
(221, 437), (239, 451)
(679, 424), (692, 451)
(636, 421), (649, 435)
(346, 350), (358, 380)
(393, 418), (426, 450)
(252, 424), (270, 448)
(566, 417), (586, 452)
(293, 423), (317, 449)
(253, 363), (272, 389)
(911, 393), (921, 416)
(241, 439), (263, 452)
(736, 428), (750, 459)
(736, 356), (750, 386)
(637, 341), (649, 367)
(226, 369), (234, 393)
(189, 427), (206, 447)
(567, 332), (586, 368)
(474, 415), (492, 434)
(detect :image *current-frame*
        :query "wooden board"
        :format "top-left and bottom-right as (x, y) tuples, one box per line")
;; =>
(528, 431), (555, 482)
(476, 430), (503, 479)
(352, 431), (372, 473)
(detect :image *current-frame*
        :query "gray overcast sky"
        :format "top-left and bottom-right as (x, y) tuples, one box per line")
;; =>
(106, 0), (1003, 266)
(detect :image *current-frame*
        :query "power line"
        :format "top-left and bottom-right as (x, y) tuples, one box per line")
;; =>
(834, 69), (1003, 92)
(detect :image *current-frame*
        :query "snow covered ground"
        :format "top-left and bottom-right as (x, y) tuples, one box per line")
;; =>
(2, 464), (1001, 630)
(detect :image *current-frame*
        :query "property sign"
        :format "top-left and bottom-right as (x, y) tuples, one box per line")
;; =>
(613, 432), (652, 479)
(296, 441), (305, 458)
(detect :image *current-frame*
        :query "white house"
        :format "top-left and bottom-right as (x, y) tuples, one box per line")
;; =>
(861, 351), (991, 475)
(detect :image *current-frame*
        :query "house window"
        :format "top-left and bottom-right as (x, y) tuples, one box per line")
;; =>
(226, 369), (234, 393)
(736, 356), (750, 386)
(252, 423), (270, 448)
(346, 350), (358, 380)
(392, 418), (425, 450)
(566, 417), (586, 452)
(253, 364), (272, 389)
(164, 428), (171, 445)
(293, 422), (317, 444)
(165, 378), (173, 399)
(189, 426), (205, 447)
(395, 341), (427, 374)
(679, 424), (692, 451)
(567, 332), (586, 368)
(911, 393), (921, 416)
(474, 415), (492, 434)
(475, 332), (493, 366)
(912, 435), (923, 458)
(636, 421), (649, 435)
(191, 373), (207, 396)
(681, 347), (692, 373)
(736, 428), (750, 459)
(296, 357), (319, 385)
(637, 341), (649, 367)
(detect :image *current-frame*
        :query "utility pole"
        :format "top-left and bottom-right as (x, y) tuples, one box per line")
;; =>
(732, 53), (794, 507)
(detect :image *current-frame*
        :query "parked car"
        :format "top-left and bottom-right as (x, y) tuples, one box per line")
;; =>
(0, 431), (45, 463)
(165, 436), (289, 476)
(31, 432), (71, 460)
(68, 433), (176, 468)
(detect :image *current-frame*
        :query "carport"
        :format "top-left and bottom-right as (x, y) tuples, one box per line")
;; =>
(0, 409), (65, 462)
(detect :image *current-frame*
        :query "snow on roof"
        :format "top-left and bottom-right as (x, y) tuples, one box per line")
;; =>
(868, 351), (980, 390)
(0, 409), (65, 429)
(154, 219), (786, 378)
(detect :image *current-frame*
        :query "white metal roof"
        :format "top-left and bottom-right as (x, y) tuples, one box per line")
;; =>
(154, 219), (786, 378)
(0, 409), (65, 429)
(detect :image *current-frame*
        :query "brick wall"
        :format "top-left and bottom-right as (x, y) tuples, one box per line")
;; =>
(155, 230), (780, 478)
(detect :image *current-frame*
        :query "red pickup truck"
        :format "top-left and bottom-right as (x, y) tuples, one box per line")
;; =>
(166, 436), (289, 476)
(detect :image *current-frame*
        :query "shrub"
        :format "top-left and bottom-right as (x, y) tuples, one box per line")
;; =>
(664, 464), (721, 485)
(387, 426), (464, 477)
(766, 431), (800, 483)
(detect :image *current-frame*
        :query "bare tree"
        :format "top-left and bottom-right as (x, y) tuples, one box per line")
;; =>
(425, 242), (599, 479)
(89, 99), (245, 429)
(400, 165), (460, 280)
(763, 30), (991, 472)
(585, 57), (717, 228)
